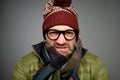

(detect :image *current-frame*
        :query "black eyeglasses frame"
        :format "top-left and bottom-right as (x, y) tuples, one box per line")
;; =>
(46, 29), (78, 41)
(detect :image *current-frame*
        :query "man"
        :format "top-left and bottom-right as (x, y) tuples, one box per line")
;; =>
(13, 0), (110, 80)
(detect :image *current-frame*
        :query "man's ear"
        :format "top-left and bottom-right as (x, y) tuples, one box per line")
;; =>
(43, 32), (47, 40)
(76, 36), (78, 41)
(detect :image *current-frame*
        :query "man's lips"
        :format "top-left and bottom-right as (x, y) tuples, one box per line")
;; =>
(55, 46), (69, 52)
(55, 46), (68, 49)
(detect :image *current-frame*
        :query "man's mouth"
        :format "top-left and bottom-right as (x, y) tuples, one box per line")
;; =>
(55, 45), (68, 50)
(56, 46), (67, 49)
(55, 46), (68, 52)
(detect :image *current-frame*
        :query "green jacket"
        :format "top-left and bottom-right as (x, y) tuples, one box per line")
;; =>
(13, 50), (110, 80)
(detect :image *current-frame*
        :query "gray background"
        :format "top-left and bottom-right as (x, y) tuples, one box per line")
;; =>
(0, 0), (120, 80)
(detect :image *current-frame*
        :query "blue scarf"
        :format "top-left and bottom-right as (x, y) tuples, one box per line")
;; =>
(32, 40), (82, 80)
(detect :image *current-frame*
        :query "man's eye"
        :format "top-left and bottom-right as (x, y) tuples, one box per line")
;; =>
(49, 31), (58, 35)
(65, 31), (74, 34)
(49, 31), (58, 34)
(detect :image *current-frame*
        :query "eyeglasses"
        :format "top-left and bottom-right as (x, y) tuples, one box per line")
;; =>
(46, 29), (77, 40)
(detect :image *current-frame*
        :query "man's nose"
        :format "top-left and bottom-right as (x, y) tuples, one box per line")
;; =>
(56, 34), (66, 45)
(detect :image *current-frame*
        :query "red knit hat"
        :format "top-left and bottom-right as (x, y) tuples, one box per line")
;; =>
(42, 0), (79, 35)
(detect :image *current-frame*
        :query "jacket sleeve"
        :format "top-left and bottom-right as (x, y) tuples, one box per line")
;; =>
(94, 57), (110, 80)
(13, 58), (28, 80)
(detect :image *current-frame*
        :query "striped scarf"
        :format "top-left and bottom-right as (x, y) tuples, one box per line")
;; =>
(32, 39), (82, 80)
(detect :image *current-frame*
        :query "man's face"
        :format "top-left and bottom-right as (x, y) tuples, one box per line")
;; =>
(45, 25), (76, 56)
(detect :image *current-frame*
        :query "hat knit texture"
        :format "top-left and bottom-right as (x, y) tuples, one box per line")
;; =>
(42, 0), (80, 35)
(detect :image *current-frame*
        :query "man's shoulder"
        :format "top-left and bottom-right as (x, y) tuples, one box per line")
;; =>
(79, 51), (107, 74)
(81, 51), (105, 66)
(18, 51), (39, 65)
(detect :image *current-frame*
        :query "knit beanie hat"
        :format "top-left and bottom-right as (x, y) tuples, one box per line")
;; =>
(42, 0), (79, 36)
